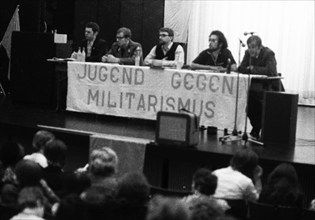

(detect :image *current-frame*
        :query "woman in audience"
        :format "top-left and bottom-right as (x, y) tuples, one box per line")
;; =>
(212, 148), (262, 202)
(182, 168), (229, 212)
(259, 163), (304, 208)
(24, 130), (55, 168)
(146, 195), (190, 220)
(115, 172), (150, 220)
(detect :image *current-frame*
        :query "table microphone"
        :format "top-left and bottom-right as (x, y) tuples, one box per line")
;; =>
(244, 32), (256, 36)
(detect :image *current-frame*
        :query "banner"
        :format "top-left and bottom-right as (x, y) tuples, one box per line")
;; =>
(67, 62), (250, 130)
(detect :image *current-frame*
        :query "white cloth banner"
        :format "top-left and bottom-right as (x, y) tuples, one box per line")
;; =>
(67, 62), (250, 130)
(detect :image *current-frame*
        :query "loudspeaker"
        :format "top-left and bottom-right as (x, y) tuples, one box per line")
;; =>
(261, 91), (298, 147)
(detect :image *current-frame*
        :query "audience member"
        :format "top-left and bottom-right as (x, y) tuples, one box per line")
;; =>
(146, 195), (190, 220)
(80, 185), (116, 220)
(88, 147), (119, 192)
(72, 22), (108, 62)
(116, 172), (150, 220)
(182, 168), (229, 212)
(144, 27), (185, 68)
(1, 159), (58, 208)
(24, 130), (55, 168)
(259, 163), (304, 208)
(10, 187), (46, 220)
(191, 30), (237, 72)
(213, 148), (262, 202)
(189, 196), (224, 220)
(42, 139), (70, 198)
(0, 141), (24, 186)
(102, 27), (143, 65)
(238, 35), (279, 140)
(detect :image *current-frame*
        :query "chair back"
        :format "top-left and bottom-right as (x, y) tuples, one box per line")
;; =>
(248, 201), (301, 220)
(300, 209), (315, 220)
(150, 185), (190, 198)
(0, 203), (19, 220)
(225, 199), (248, 220)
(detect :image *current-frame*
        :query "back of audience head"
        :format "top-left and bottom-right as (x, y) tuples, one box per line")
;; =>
(267, 163), (299, 188)
(190, 196), (224, 220)
(81, 186), (116, 219)
(0, 141), (24, 168)
(17, 186), (45, 218)
(15, 159), (42, 187)
(146, 195), (190, 220)
(116, 172), (150, 206)
(89, 147), (118, 178)
(32, 130), (55, 152)
(44, 139), (67, 167)
(230, 148), (258, 179)
(192, 168), (217, 196)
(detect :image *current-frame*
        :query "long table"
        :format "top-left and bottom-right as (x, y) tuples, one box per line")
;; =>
(66, 62), (260, 130)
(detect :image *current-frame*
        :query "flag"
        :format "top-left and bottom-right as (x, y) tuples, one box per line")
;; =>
(0, 5), (20, 59)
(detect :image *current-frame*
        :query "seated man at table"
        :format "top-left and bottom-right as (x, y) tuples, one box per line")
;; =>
(144, 27), (185, 68)
(102, 27), (143, 65)
(238, 35), (278, 139)
(191, 30), (237, 72)
(72, 22), (108, 62)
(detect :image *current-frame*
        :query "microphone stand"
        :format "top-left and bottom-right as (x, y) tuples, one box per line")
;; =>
(242, 58), (264, 146)
(219, 40), (244, 143)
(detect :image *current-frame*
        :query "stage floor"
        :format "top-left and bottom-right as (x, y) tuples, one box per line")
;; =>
(0, 95), (314, 166)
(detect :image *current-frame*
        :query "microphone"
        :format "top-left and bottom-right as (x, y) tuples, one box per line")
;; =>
(244, 32), (256, 36)
(239, 39), (246, 47)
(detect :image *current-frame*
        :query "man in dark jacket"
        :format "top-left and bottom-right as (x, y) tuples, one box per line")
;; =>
(73, 22), (108, 62)
(238, 35), (279, 139)
(102, 27), (142, 65)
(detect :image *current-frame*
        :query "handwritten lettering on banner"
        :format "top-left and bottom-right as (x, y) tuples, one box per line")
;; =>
(67, 62), (249, 130)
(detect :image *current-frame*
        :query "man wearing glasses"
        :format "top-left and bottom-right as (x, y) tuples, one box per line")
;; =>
(191, 30), (237, 72)
(144, 27), (185, 68)
(101, 27), (142, 65)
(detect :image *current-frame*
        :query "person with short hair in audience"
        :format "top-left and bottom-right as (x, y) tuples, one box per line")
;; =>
(182, 168), (229, 212)
(144, 27), (185, 68)
(24, 130), (55, 168)
(146, 195), (190, 220)
(191, 30), (237, 72)
(116, 172), (150, 220)
(102, 27), (143, 65)
(88, 147), (119, 192)
(72, 21), (108, 62)
(10, 186), (46, 220)
(80, 185), (116, 220)
(259, 163), (304, 208)
(212, 148), (262, 202)
(42, 139), (70, 198)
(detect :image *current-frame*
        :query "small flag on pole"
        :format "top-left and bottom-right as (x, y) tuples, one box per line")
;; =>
(0, 5), (20, 59)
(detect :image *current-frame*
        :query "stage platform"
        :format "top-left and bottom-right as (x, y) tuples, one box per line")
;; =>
(0, 95), (314, 206)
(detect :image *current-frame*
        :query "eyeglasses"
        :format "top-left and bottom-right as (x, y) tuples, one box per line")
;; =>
(159, 34), (169, 37)
(116, 36), (125, 40)
(209, 38), (218, 42)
